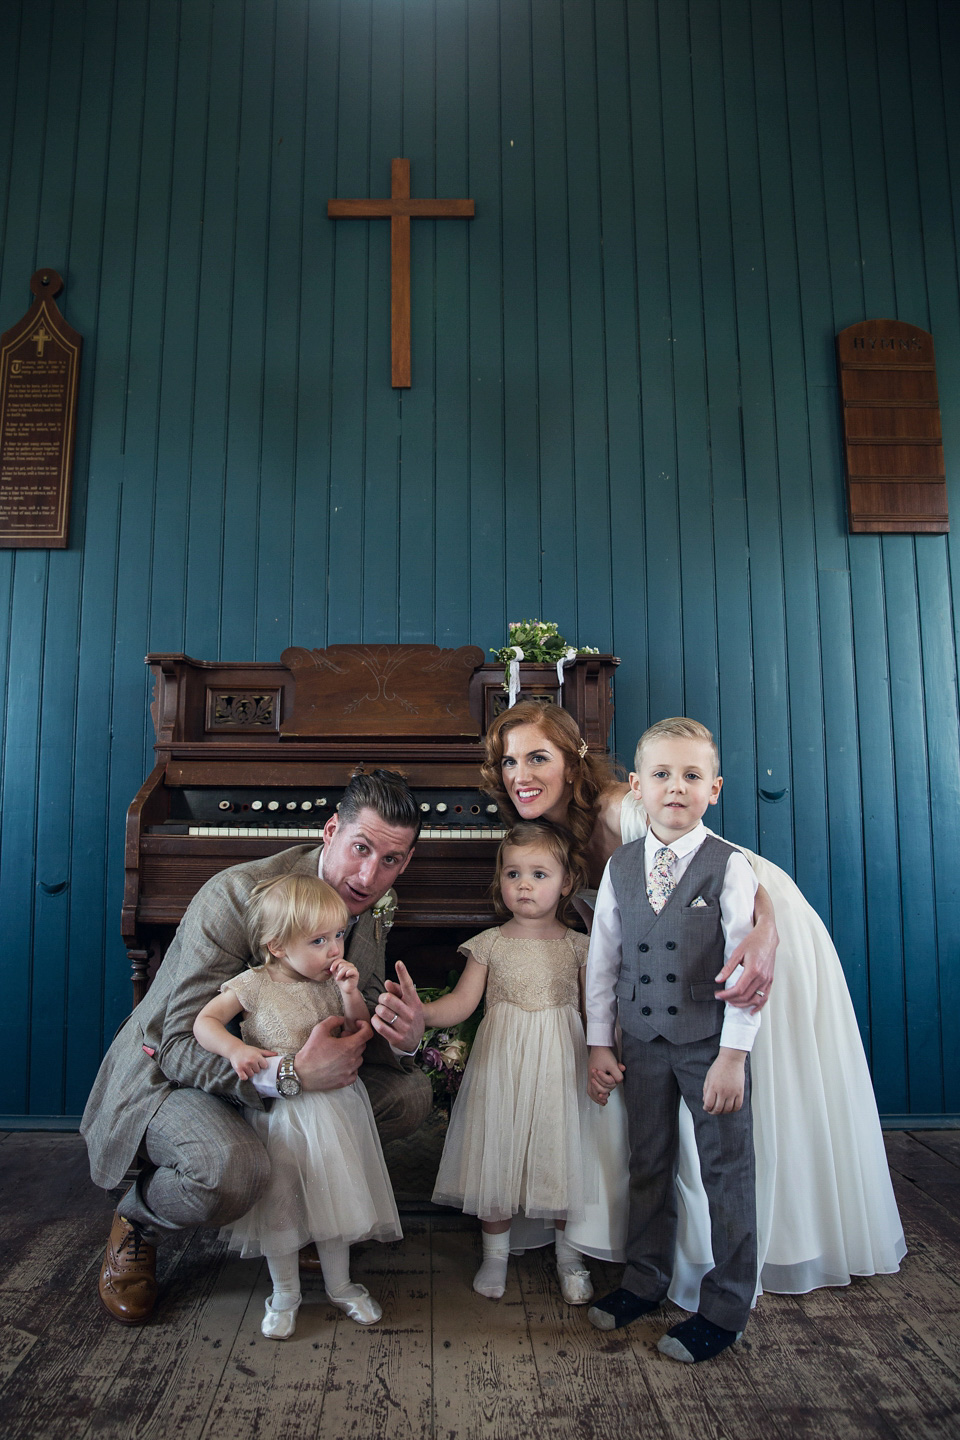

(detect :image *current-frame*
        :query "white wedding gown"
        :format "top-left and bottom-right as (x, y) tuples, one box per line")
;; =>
(564, 794), (905, 1303)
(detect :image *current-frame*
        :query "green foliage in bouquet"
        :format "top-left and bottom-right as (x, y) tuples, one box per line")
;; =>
(491, 618), (599, 691)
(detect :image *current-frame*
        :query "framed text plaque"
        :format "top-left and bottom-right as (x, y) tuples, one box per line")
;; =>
(0, 270), (82, 548)
(836, 319), (948, 533)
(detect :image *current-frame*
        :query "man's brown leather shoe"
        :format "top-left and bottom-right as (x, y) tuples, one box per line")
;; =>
(299, 1242), (324, 1273)
(98, 1211), (157, 1324)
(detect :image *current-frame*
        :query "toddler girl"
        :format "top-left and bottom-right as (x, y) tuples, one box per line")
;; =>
(426, 820), (595, 1303)
(193, 873), (401, 1339)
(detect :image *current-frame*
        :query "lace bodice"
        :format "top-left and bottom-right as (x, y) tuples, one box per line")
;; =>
(221, 966), (344, 1052)
(459, 927), (588, 1011)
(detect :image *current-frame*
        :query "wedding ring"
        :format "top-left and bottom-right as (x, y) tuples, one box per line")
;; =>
(386, 1012), (397, 1026)
(755, 990), (766, 998)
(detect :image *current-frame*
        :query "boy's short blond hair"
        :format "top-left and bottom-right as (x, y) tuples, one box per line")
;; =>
(245, 873), (349, 967)
(633, 717), (720, 777)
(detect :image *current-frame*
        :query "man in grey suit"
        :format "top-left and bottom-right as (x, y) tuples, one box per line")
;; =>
(82, 769), (431, 1325)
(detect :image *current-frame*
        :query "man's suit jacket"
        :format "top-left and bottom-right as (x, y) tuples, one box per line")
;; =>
(81, 845), (396, 1189)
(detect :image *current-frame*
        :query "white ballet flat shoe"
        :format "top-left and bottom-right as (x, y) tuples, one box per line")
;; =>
(326, 1284), (382, 1325)
(261, 1296), (300, 1339)
(557, 1265), (594, 1305)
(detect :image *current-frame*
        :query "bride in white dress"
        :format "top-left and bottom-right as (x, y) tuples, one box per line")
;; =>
(482, 702), (906, 1300)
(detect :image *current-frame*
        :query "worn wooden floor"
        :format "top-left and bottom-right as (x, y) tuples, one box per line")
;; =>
(0, 1129), (958, 1438)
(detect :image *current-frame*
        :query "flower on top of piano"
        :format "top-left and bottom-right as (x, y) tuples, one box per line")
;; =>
(416, 975), (484, 1104)
(491, 619), (599, 706)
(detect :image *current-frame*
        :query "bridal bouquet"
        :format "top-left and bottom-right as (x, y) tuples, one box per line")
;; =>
(491, 619), (599, 703)
(416, 977), (483, 1104)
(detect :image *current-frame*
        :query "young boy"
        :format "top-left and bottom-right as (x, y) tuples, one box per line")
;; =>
(585, 717), (760, 1363)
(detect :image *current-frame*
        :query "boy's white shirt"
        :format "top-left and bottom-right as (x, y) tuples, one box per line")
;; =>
(585, 820), (760, 1053)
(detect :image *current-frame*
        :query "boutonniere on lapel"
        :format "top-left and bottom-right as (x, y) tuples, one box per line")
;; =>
(373, 888), (398, 944)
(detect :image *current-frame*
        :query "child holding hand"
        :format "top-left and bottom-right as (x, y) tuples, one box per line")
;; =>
(585, 718), (760, 1363)
(425, 820), (596, 1305)
(193, 873), (400, 1339)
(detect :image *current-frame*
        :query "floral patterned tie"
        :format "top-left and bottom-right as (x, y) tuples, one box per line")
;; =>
(647, 846), (677, 914)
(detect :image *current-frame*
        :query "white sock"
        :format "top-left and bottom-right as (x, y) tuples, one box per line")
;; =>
(266, 1251), (301, 1309)
(474, 1229), (511, 1298)
(317, 1240), (359, 1299)
(554, 1229), (585, 1273)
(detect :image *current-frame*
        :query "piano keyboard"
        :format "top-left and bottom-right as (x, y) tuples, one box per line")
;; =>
(186, 825), (507, 841)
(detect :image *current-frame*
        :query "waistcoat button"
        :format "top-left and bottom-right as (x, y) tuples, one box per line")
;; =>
(641, 1006), (652, 1017)
(667, 1006), (678, 1015)
(640, 974), (651, 984)
(665, 941), (677, 951)
(638, 943), (649, 953)
(666, 974), (676, 983)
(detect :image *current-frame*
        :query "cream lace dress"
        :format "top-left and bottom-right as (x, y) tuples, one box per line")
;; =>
(432, 927), (596, 1223)
(217, 967), (401, 1259)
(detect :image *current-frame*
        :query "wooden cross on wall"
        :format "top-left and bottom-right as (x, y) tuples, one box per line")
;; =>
(328, 159), (474, 388)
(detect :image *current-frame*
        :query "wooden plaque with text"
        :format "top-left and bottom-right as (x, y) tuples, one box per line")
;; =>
(837, 319), (948, 534)
(0, 270), (82, 549)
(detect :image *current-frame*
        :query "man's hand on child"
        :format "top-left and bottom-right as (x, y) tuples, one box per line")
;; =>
(702, 1048), (746, 1114)
(587, 1047), (625, 1106)
(330, 960), (360, 993)
(231, 1044), (278, 1081)
(296, 1015), (371, 1091)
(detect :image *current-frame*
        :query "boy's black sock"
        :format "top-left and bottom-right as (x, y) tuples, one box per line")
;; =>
(656, 1313), (742, 1363)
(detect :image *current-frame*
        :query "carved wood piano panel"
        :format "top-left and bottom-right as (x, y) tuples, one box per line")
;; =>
(124, 646), (619, 1005)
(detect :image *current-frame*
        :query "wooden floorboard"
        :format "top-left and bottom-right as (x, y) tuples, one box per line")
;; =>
(0, 1132), (958, 1438)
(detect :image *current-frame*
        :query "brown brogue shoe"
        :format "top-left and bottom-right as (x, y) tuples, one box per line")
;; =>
(98, 1211), (157, 1324)
(298, 1241), (324, 1274)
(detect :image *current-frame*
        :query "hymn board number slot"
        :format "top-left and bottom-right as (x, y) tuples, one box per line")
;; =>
(0, 270), (82, 549)
(328, 159), (474, 388)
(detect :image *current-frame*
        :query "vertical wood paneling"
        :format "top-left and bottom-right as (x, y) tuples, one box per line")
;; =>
(0, 0), (959, 1119)
(433, 0), (472, 646)
(689, 0), (756, 848)
(361, 1), (403, 640)
(629, 0), (682, 727)
(30, 0), (88, 1114)
(531, 0), (574, 630)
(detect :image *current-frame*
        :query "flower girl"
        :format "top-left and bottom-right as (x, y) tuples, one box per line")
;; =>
(425, 820), (596, 1303)
(193, 873), (401, 1338)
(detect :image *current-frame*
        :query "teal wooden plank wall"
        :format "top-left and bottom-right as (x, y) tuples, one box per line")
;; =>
(1, 0), (958, 1121)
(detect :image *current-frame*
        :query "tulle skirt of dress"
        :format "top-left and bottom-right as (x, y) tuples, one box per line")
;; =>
(568, 850), (906, 1301)
(219, 1082), (401, 1259)
(432, 1002), (596, 1224)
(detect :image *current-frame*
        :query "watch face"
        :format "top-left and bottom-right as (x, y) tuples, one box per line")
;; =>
(277, 1074), (300, 1097)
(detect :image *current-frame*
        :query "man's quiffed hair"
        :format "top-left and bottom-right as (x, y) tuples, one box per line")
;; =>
(338, 767), (422, 839)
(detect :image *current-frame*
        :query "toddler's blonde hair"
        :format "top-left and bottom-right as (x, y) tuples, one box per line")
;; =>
(633, 717), (720, 777)
(245, 872), (349, 967)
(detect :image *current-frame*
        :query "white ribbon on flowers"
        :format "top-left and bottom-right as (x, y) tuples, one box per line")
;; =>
(556, 646), (577, 696)
(507, 646), (524, 708)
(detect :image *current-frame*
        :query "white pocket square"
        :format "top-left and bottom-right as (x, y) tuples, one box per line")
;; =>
(690, 896), (708, 908)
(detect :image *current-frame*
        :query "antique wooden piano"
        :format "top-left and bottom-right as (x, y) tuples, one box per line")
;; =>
(123, 644), (619, 1004)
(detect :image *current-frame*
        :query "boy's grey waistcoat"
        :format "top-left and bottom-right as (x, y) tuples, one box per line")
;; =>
(609, 834), (737, 1045)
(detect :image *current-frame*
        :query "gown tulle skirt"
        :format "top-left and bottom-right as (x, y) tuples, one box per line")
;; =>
(565, 837), (906, 1300)
(433, 1001), (597, 1223)
(219, 1082), (401, 1259)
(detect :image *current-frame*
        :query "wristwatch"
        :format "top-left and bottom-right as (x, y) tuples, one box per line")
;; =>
(276, 1055), (302, 1098)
